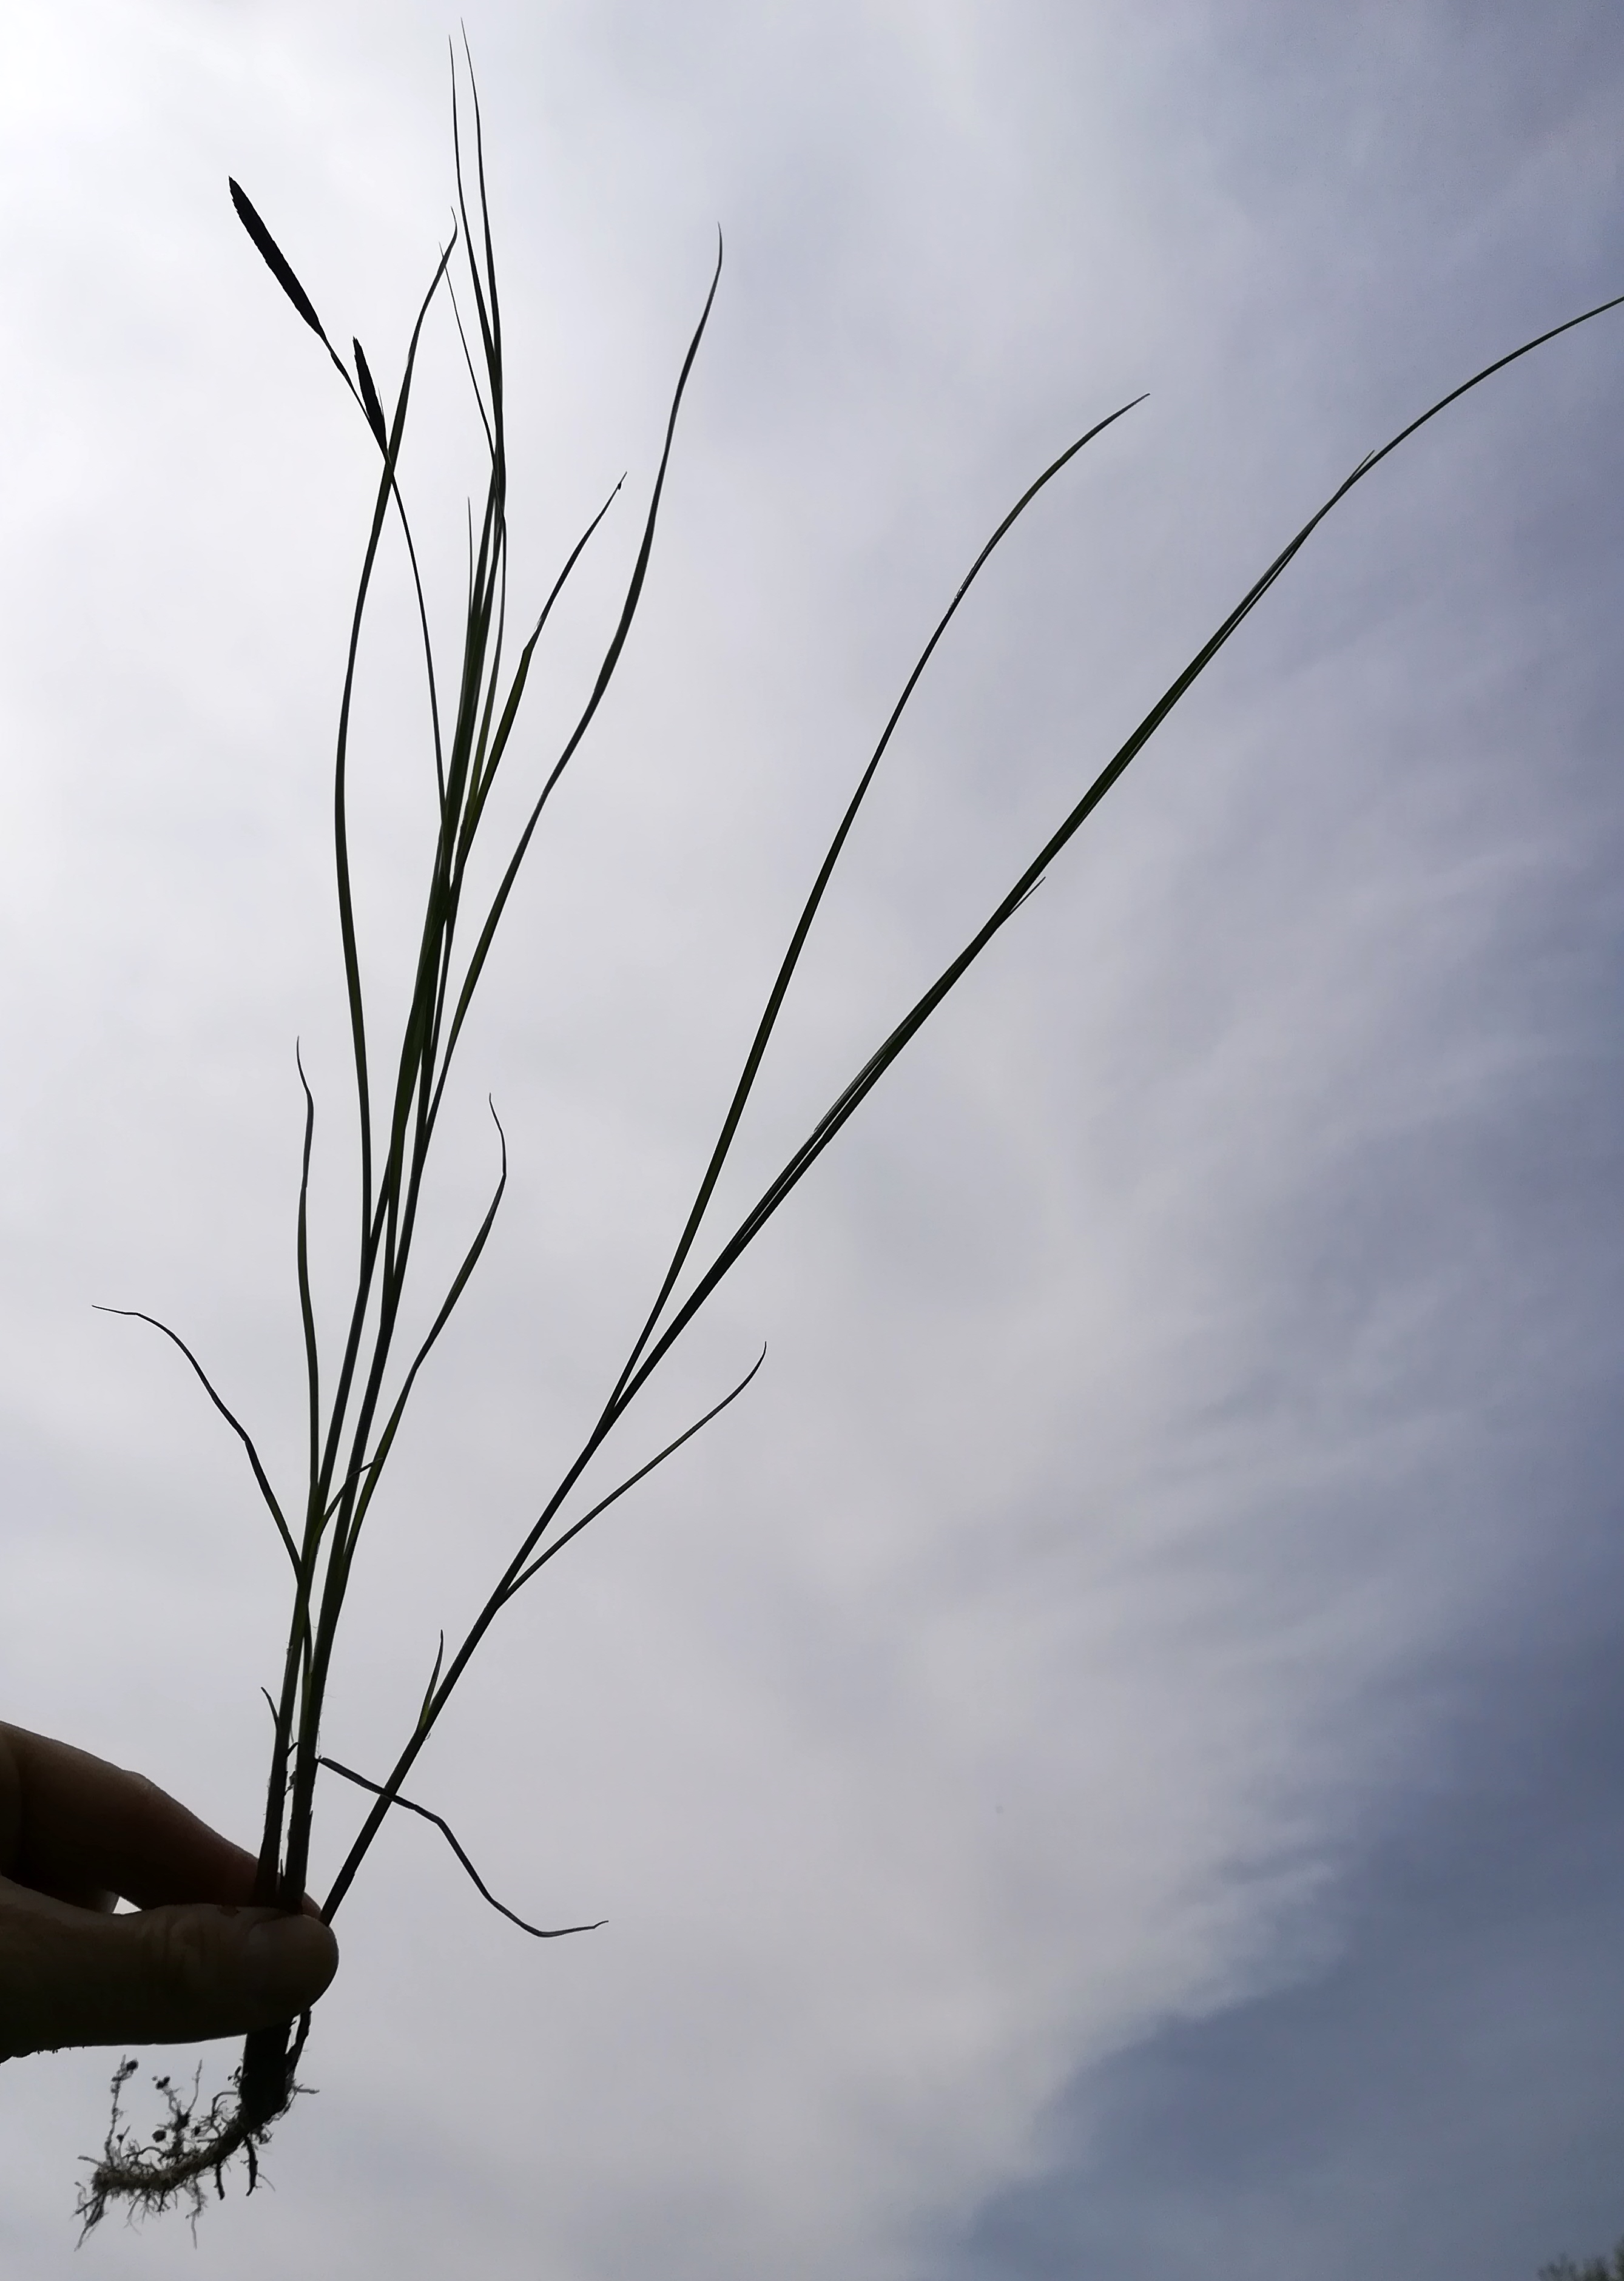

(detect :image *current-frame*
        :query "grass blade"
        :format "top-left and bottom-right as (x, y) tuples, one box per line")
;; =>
(504, 1344), (769, 1599)
(610, 286), (1624, 1410)
(229, 179), (328, 343)
(352, 337), (388, 449)
(318, 1757), (604, 1938)
(610, 396), (1145, 1412)
(431, 235), (724, 1102)
(94, 1306), (299, 1572)
(322, 1345), (765, 1921)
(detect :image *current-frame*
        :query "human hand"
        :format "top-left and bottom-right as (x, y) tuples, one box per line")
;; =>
(0, 1722), (337, 2061)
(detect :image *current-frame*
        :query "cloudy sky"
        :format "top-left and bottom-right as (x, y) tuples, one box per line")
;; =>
(1, 3), (1621, 2274)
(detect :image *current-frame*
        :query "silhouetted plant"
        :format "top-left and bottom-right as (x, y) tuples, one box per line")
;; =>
(74, 41), (1624, 2228)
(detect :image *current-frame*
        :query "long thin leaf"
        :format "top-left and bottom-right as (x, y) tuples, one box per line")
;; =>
(323, 1345), (764, 1919)
(229, 179), (328, 342)
(95, 1306), (298, 1572)
(351, 337), (387, 449)
(294, 1044), (320, 1499)
(334, 1103), (510, 1571)
(318, 1757), (602, 1938)
(607, 285), (1624, 1416)
(430, 234), (724, 1106)
(609, 396), (1145, 1416)
(504, 1344), (769, 1599)
(323, 288), (1624, 1932)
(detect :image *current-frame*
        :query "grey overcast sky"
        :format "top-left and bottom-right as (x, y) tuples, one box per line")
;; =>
(1, 4), (1621, 2276)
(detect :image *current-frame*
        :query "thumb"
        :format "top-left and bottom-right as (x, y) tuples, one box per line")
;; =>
(0, 1885), (338, 2058)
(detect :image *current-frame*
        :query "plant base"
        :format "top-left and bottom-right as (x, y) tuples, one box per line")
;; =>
(76, 2020), (305, 2236)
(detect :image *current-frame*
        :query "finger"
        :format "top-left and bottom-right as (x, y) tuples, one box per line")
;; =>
(0, 1882), (338, 2059)
(0, 1724), (259, 1908)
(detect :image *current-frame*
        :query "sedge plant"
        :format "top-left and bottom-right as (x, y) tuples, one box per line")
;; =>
(75, 55), (1623, 2228)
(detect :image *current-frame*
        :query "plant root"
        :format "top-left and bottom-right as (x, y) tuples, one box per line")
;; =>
(76, 2021), (308, 2237)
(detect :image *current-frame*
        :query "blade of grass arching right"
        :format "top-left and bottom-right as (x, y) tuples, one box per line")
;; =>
(607, 394), (1147, 1414)
(321, 1344), (767, 1919)
(614, 283), (1624, 1404)
(317, 1756), (604, 1937)
(321, 285), (1623, 1926)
